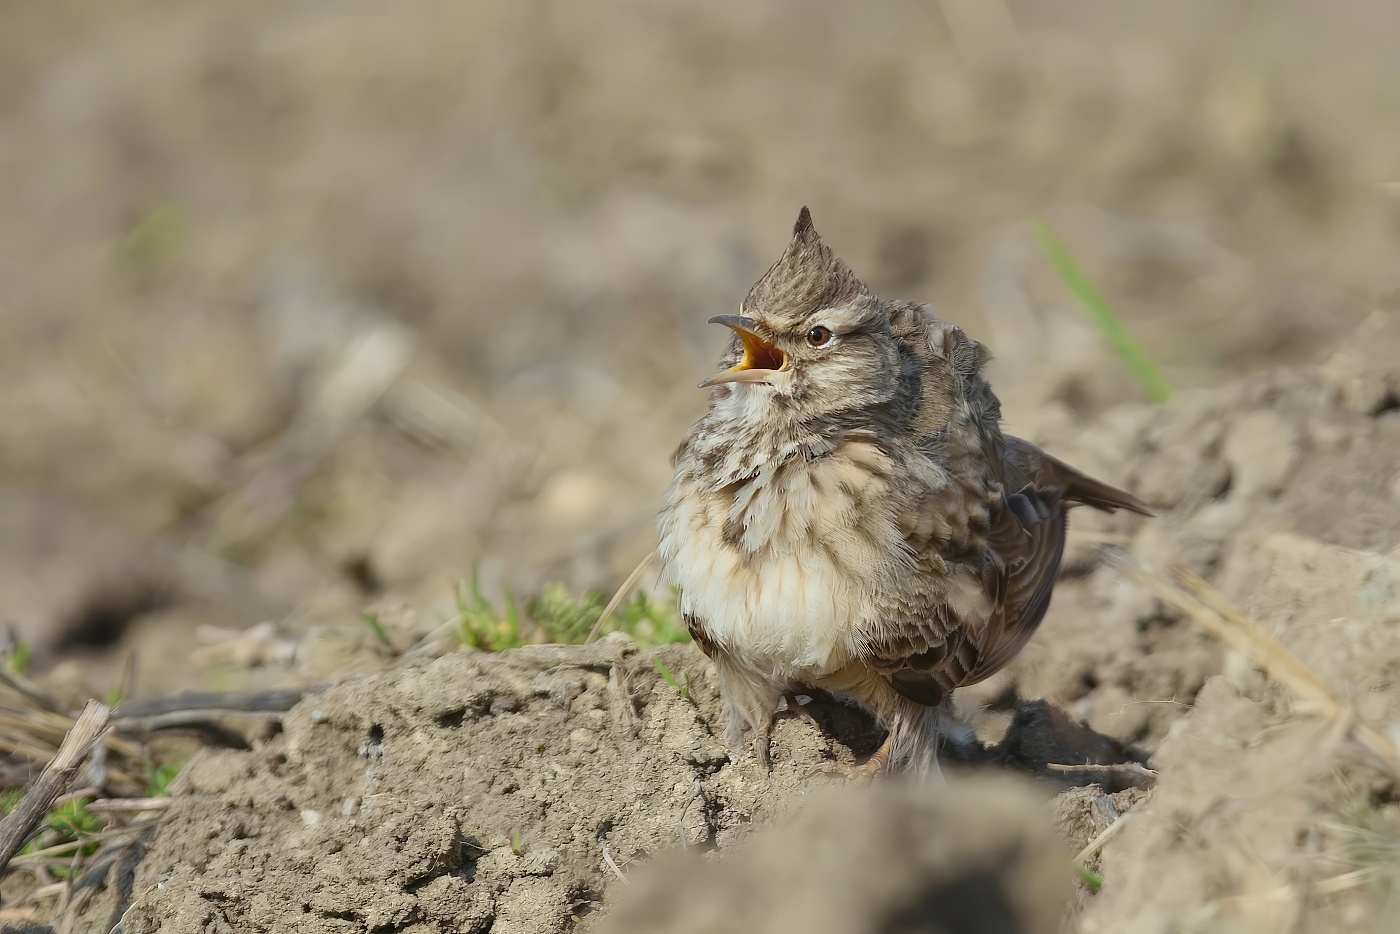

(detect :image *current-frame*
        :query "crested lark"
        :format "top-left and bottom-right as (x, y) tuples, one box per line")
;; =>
(657, 208), (1151, 778)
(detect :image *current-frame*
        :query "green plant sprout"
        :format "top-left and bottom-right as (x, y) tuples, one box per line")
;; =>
(453, 568), (526, 651)
(529, 584), (689, 648)
(653, 658), (693, 703)
(360, 613), (391, 647)
(1327, 785), (1400, 891)
(450, 570), (690, 652)
(6, 641), (30, 675)
(1034, 219), (1172, 405)
(0, 792), (104, 873)
(116, 200), (188, 276)
(146, 759), (186, 797)
(1075, 863), (1104, 891)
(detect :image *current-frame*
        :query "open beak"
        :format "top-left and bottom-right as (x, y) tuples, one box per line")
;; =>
(699, 315), (787, 388)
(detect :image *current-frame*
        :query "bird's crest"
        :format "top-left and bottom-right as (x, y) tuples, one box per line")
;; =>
(742, 207), (871, 321)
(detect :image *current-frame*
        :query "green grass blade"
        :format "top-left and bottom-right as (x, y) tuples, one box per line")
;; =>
(360, 613), (390, 646)
(1075, 864), (1104, 890)
(654, 658), (680, 690)
(146, 759), (186, 797)
(1034, 219), (1172, 404)
(653, 658), (692, 701)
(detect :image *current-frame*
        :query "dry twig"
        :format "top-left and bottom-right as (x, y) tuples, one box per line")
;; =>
(0, 670), (67, 717)
(85, 797), (173, 814)
(586, 551), (657, 644)
(1117, 558), (1400, 775)
(1047, 761), (1158, 782)
(601, 843), (630, 886)
(113, 688), (310, 720)
(0, 701), (110, 876)
(1074, 795), (1147, 865)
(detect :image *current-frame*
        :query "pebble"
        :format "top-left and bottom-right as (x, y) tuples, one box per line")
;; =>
(1221, 409), (1297, 499)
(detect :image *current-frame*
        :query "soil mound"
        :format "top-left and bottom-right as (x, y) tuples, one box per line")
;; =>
(35, 310), (1400, 933)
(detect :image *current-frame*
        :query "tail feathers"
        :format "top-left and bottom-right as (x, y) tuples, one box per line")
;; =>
(1045, 452), (1154, 516)
(1001, 435), (1153, 516)
(888, 701), (963, 781)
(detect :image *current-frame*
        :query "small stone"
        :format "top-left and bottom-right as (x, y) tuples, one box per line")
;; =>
(300, 809), (323, 827)
(341, 797), (361, 817)
(1089, 795), (1121, 825)
(310, 709), (327, 723)
(1221, 409), (1298, 500)
(1318, 310), (1400, 415)
(1309, 419), (1350, 453)
(568, 728), (598, 753)
(488, 693), (522, 715)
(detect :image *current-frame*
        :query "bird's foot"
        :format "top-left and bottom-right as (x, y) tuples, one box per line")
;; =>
(808, 736), (893, 784)
(753, 695), (819, 771)
(813, 758), (884, 785)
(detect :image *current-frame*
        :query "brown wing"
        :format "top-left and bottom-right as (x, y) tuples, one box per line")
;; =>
(864, 487), (1065, 707)
(865, 607), (982, 709)
(960, 484), (1067, 684)
(866, 436), (1147, 707)
(684, 613), (718, 658)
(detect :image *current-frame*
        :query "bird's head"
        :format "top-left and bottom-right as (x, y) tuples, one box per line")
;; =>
(702, 208), (918, 431)
(697, 205), (918, 436)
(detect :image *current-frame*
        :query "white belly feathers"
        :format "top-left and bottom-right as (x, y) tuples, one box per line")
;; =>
(659, 442), (906, 680)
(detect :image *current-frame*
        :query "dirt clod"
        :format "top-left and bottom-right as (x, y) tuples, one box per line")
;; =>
(106, 644), (872, 932)
(46, 639), (1131, 934)
(599, 779), (1071, 934)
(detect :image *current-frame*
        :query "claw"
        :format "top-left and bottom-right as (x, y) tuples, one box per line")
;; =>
(812, 759), (884, 784)
(806, 734), (894, 784)
(751, 696), (821, 773)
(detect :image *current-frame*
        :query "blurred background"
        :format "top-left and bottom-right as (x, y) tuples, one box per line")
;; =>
(2, 0), (1398, 702)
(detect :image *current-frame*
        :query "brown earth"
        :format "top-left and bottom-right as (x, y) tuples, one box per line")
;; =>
(4, 2), (1400, 933)
(13, 306), (1397, 933)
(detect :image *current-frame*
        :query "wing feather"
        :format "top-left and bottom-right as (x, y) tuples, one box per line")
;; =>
(865, 434), (1142, 706)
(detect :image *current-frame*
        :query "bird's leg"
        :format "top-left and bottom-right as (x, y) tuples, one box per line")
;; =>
(755, 719), (773, 770)
(816, 733), (894, 783)
(754, 695), (818, 771)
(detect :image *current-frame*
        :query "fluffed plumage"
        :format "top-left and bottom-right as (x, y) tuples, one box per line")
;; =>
(657, 208), (1151, 776)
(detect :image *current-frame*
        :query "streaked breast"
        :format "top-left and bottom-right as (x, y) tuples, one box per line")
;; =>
(658, 440), (907, 679)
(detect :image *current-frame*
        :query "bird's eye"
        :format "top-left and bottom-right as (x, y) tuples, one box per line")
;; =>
(806, 326), (834, 347)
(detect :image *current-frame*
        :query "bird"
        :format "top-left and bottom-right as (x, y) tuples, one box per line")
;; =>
(656, 207), (1152, 778)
